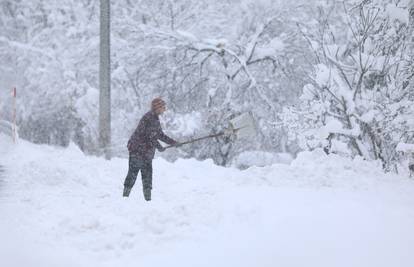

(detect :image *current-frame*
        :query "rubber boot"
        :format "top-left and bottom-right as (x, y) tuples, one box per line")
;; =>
(123, 187), (131, 197)
(143, 189), (151, 201)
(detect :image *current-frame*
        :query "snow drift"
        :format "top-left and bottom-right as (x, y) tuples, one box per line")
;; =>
(1, 138), (414, 267)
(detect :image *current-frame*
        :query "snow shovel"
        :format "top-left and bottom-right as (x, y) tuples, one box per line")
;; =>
(165, 112), (256, 149)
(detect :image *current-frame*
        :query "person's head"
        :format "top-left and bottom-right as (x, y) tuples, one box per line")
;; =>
(151, 97), (166, 115)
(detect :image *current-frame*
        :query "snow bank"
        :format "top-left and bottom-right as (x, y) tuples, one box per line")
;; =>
(1, 140), (414, 267)
(0, 132), (14, 155)
(231, 150), (293, 169)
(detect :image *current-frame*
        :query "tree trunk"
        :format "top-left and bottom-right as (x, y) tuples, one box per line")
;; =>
(99, 0), (111, 159)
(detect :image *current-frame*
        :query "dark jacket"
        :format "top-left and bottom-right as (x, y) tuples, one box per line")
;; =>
(127, 111), (176, 160)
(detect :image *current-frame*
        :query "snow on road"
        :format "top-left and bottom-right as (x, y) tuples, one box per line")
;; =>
(0, 165), (4, 191)
(1, 137), (414, 267)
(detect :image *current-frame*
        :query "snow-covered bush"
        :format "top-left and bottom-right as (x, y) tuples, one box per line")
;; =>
(282, 1), (414, 170)
(0, 0), (99, 150)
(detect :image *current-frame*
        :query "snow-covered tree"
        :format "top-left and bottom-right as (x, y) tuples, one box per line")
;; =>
(0, 0), (99, 150)
(2, 0), (412, 168)
(283, 0), (414, 170)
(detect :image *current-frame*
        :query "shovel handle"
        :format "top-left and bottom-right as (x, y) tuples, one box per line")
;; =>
(164, 125), (249, 149)
(164, 132), (225, 149)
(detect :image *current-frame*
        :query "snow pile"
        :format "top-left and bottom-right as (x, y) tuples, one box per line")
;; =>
(0, 120), (15, 139)
(0, 132), (14, 155)
(231, 150), (293, 169)
(1, 140), (414, 267)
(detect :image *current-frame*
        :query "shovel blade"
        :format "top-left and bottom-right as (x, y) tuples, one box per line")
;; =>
(229, 112), (256, 138)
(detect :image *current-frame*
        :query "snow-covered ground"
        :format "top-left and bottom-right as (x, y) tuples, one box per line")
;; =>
(1, 135), (414, 267)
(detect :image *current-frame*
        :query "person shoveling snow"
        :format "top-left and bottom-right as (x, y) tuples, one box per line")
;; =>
(123, 98), (180, 201)
(123, 99), (256, 201)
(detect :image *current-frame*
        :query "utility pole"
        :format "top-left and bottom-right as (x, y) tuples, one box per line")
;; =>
(410, 1), (414, 38)
(99, 0), (111, 159)
(12, 87), (16, 143)
(409, 1), (414, 101)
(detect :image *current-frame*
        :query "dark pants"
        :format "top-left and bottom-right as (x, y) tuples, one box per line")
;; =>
(123, 154), (153, 200)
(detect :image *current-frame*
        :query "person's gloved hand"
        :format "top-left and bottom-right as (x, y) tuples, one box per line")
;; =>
(158, 146), (166, 152)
